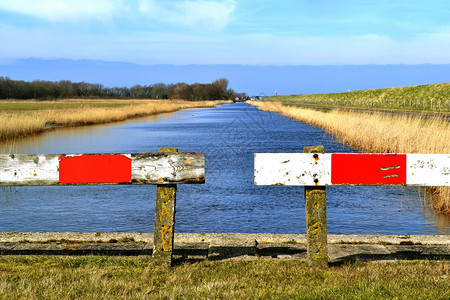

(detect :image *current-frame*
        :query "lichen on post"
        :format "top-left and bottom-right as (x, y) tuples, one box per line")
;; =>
(153, 148), (178, 264)
(304, 145), (328, 267)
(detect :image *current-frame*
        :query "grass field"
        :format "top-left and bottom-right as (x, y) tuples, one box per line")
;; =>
(0, 100), (133, 112)
(0, 256), (448, 299)
(0, 99), (227, 142)
(250, 101), (450, 215)
(267, 82), (450, 112)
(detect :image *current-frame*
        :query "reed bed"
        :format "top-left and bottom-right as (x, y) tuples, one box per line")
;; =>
(0, 113), (46, 141)
(250, 101), (450, 214)
(0, 100), (225, 142)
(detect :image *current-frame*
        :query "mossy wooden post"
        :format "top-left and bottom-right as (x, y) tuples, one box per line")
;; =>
(153, 148), (178, 264)
(304, 145), (328, 267)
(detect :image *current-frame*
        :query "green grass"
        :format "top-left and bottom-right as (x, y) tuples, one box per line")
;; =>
(267, 82), (450, 112)
(0, 256), (448, 299)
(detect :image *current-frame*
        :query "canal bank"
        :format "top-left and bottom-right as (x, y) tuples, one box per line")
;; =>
(1, 233), (448, 263)
(0, 100), (228, 142)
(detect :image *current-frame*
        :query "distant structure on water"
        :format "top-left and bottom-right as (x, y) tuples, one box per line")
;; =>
(233, 90), (268, 102)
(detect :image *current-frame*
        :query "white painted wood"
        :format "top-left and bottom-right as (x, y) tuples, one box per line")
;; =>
(0, 154), (60, 185)
(0, 153), (205, 186)
(407, 154), (450, 186)
(255, 153), (450, 186)
(254, 153), (332, 186)
(131, 153), (205, 184)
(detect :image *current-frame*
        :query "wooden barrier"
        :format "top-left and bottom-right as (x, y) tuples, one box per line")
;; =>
(0, 149), (205, 264)
(254, 147), (450, 266)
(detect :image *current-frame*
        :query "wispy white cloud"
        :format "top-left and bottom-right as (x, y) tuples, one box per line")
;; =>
(1, 18), (449, 65)
(0, 0), (125, 22)
(138, 0), (237, 30)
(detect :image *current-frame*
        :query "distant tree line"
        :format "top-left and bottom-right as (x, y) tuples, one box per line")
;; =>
(0, 77), (245, 101)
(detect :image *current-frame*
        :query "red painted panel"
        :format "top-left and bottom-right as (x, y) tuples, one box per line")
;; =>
(331, 154), (407, 185)
(59, 154), (132, 184)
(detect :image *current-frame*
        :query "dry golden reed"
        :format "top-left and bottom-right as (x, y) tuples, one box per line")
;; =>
(0, 113), (46, 141)
(251, 101), (450, 214)
(0, 99), (225, 142)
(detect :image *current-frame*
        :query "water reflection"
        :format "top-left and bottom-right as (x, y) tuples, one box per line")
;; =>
(0, 103), (449, 234)
(0, 114), (164, 154)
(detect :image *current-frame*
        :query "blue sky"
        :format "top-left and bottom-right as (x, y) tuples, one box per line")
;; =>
(0, 0), (449, 65)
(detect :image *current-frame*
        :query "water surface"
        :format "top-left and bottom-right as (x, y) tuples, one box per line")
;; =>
(1, 103), (449, 234)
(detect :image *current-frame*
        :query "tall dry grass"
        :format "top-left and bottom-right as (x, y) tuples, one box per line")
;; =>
(251, 101), (450, 214)
(0, 113), (46, 141)
(0, 100), (226, 142)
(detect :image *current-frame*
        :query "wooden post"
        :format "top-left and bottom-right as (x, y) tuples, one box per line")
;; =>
(153, 148), (178, 264)
(255, 151), (450, 265)
(304, 146), (328, 267)
(0, 150), (205, 266)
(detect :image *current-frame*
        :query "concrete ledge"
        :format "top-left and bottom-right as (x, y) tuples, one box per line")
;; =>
(0, 233), (448, 262)
(0, 232), (153, 243)
(2, 233), (448, 245)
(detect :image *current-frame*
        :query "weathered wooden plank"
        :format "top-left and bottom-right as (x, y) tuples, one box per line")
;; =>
(407, 154), (450, 186)
(131, 152), (205, 184)
(331, 154), (407, 185)
(0, 154), (60, 186)
(254, 153), (332, 186)
(255, 153), (450, 186)
(59, 154), (132, 184)
(0, 153), (205, 186)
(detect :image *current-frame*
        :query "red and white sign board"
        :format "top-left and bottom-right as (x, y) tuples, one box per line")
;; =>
(0, 153), (204, 186)
(254, 153), (450, 186)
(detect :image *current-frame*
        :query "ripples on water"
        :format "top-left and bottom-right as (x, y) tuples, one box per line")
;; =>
(1, 103), (449, 234)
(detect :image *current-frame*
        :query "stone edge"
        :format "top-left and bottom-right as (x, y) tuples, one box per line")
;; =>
(0, 232), (448, 245)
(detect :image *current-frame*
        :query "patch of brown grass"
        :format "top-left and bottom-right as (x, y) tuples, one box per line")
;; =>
(251, 101), (450, 214)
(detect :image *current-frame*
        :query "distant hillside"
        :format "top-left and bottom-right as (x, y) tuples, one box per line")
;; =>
(1, 58), (450, 96)
(266, 83), (450, 112)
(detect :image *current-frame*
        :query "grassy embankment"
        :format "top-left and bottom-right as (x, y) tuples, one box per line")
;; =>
(0, 99), (227, 142)
(0, 256), (448, 299)
(250, 100), (450, 215)
(268, 82), (450, 112)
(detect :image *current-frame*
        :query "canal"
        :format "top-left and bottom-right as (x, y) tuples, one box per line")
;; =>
(1, 103), (449, 234)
